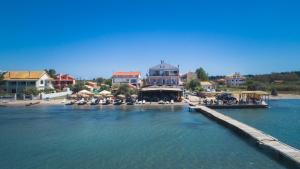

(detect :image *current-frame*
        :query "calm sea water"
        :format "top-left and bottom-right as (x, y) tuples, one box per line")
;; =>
(0, 105), (285, 169)
(218, 99), (300, 149)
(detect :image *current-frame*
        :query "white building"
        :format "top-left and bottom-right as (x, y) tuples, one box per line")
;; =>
(200, 81), (216, 91)
(2, 71), (54, 96)
(225, 72), (246, 87)
(147, 61), (180, 86)
(112, 72), (142, 88)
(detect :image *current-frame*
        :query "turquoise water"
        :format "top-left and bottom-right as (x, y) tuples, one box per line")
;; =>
(0, 105), (285, 169)
(219, 99), (300, 149)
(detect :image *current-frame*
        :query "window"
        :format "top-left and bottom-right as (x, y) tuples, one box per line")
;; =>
(9, 81), (16, 85)
(20, 81), (26, 85)
(40, 80), (44, 85)
(131, 79), (137, 83)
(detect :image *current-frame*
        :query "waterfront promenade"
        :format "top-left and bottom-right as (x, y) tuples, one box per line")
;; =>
(190, 103), (300, 168)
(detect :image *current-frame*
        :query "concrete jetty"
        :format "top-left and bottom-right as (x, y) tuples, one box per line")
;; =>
(190, 104), (300, 168)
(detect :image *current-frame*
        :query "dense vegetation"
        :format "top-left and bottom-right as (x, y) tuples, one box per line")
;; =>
(208, 71), (300, 94)
(94, 77), (112, 86)
(246, 71), (300, 93)
(44, 69), (57, 79)
(0, 72), (4, 85)
(112, 84), (137, 97)
(68, 81), (90, 93)
(195, 67), (209, 81)
(185, 79), (203, 93)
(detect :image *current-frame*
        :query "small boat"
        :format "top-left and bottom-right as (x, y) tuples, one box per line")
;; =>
(90, 98), (100, 105)
(114, 99), (123, 105)
(76, 98), (87, 105)
(78, 101), (87, 105)
(102, 100), (111, 105)
(158, 100), (165, 104)
(26, 101), (40, 106)
(65, 101), (75, 105)
(126, 98), (135, 105)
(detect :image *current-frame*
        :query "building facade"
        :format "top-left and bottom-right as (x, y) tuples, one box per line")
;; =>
(225, 72), (246, 87)
(200, 81), (216, 91)
(139, 61), (183, 102)
(180, 72), (197, 84)
(112, 72), (142, 88)
(147, 61), (180, 86)
(2, 71), (54, 96)
(53, 74), (76, 90)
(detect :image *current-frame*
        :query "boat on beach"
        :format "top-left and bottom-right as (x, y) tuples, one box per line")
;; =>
(25, 101), (40, 106)
(114, 99), (123, 105)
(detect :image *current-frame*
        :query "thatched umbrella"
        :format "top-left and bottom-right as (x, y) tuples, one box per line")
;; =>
(70, 94), (78, 98)
(78, 90), (94, 95)
(80, 94), (90, 98)
(117, 94), (126, 99)
(99, 90), (111, 95)
(94, 94), (104, 99)
(131, 94), (138, 98)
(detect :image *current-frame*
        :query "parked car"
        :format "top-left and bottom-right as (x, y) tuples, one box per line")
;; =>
(216, 93), (237, 103)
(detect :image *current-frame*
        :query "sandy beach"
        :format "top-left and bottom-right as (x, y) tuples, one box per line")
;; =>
(1, 93), (300, 107)
(0, 99), (187, 107)
(269, 94), (300, 100)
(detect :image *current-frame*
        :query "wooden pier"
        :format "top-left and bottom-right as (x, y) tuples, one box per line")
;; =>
(205, 104), (268, 109)
(190, 104), (300, 168)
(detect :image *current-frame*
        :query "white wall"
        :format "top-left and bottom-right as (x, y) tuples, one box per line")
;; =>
(41, 88), (72, 99)
(36, 74), (54, 90)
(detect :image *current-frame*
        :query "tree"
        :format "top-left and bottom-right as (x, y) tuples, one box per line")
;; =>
(113, 84), (137, 97)
(69, 81), (87, 93)
(271, 88), (278, 96)
(195, 67), (208, 81)
(246, 80), (266, 91)
(186, 79), (200, 91)
(0, 72), (4, 85)
(99, 85), (109, 91)
(23, 87), (41, 96)
(44, 69), (57, 78)
(95, 77), (105, 85)
(195, 86), (204, 93)
(41, 88), (55, 94)
(104, 78), (112, 86)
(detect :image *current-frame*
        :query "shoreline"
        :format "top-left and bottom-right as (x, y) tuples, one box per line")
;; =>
(269, 94), (300, 100)
(0, 99), (187, 107)
(1, 94), (300, 107)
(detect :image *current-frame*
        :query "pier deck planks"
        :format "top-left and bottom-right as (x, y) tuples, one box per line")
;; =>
(192, 104), (300, 167)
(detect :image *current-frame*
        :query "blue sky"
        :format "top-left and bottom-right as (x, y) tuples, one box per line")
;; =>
(0, 0), (299, 78)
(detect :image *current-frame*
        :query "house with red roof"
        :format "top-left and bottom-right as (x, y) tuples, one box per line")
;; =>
(112, 72), (142, 88)
(54, 74), (76, 90)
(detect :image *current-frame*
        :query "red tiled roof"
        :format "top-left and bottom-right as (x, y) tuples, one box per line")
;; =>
(113, 72), (141, 76)
(55, 74), (75, 81)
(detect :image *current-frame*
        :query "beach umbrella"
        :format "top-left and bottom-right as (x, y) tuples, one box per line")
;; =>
(131, 94), (138, 98)
(70, 94), (78, 98)
(78, 90), (93, 95)
(106, 94), (114, 98)
(100, 90), (111, 95)
(94, 94), (103, 99)
(117, 94), (126, 99)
